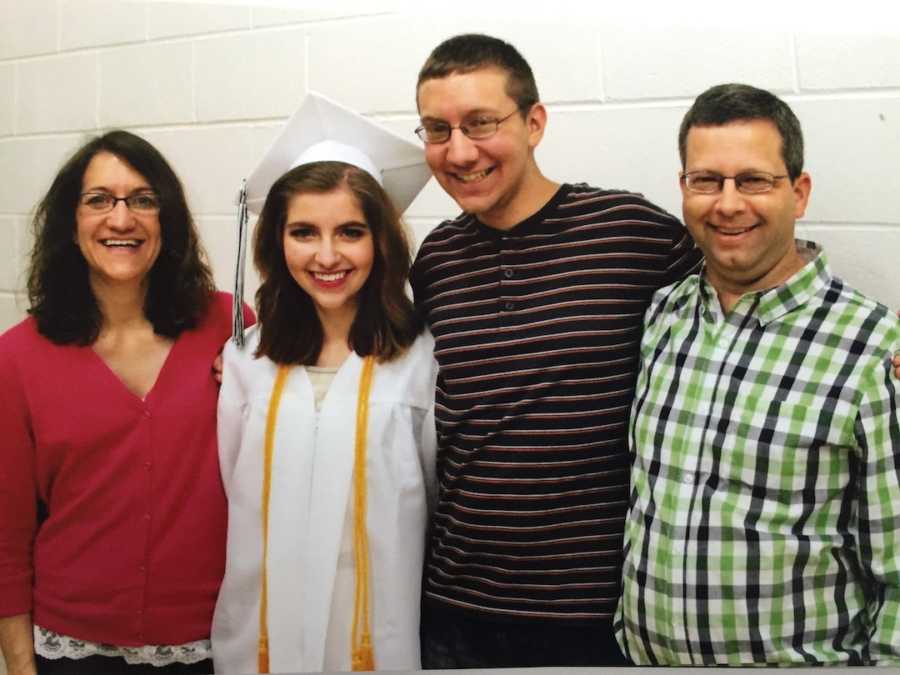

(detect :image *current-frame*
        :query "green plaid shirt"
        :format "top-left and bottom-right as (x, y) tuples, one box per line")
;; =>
(616, 242), (900, 665)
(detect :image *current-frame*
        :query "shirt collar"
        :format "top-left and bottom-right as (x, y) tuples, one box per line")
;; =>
(684, 240), (831, 327)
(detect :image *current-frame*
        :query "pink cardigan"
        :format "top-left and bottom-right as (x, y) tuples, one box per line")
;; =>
(0, 292), (250, 646)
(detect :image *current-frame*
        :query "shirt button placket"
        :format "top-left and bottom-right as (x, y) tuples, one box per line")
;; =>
(499, 237), (516, 315)
(139, 404), (153, 640)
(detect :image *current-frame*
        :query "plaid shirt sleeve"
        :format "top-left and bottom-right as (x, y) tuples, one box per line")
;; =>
(856, 345), (900, 663)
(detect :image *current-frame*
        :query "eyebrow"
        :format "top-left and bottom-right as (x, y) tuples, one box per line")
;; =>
(82, 186), (155, 193)
(284, 220), (369, 229)
(420, 109), (501, 123)
(686, 168), (774, 175)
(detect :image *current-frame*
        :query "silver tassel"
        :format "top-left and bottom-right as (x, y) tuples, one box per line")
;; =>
(231, 179), (249, 347)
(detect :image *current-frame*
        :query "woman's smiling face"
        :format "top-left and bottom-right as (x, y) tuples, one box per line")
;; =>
(282, 185), (374, 324)
(76, 151), (162, 291)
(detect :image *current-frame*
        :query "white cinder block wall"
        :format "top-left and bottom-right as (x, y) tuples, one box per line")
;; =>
(1, 0), (899, 338)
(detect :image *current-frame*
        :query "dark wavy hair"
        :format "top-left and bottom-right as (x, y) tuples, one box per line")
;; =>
(26, 130), (215, 345)
(253, 161), (422, 365)
(416, 33), (540, 115)
(679, 83), (805, 180)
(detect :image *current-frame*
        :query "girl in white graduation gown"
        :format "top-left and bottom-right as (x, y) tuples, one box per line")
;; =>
(212, 157), (436, 674)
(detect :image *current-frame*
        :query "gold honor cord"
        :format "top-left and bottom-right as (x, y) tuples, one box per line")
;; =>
(258, 365), (289, 673)
(258, 357), (377, 673)
(351, 355), (376, 671)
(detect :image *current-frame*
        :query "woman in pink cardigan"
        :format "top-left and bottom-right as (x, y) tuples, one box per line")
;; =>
(0, 130), (248, 675)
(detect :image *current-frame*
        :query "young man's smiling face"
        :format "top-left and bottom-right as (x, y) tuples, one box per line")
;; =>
(681, 118), (812, 299)
(417, 67), (547, 230)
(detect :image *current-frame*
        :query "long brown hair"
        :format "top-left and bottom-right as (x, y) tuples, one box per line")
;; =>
(27, 130), (215, 345)
(253, 161), (421, 365)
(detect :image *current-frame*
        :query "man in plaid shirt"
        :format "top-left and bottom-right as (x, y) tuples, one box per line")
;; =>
(616, 83), (900, 665)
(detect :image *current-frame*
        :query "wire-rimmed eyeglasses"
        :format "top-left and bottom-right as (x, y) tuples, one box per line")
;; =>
(681, 171), (788, 195)
(415, 108), (524, 144)
(78, 191), (161, 214)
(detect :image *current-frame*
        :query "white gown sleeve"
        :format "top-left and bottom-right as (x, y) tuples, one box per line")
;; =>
(420, 399), (438, 514)
(417, 335), (439, 513)
(217, 340), (249, 493)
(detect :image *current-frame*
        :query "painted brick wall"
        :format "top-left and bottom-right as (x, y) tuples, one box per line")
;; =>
(0, 0), (898, 338)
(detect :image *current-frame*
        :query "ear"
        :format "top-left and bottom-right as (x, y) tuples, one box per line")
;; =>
(678, 171), (688, 198)
(525, 102), (548, 150)
(792, 172), (812, 219)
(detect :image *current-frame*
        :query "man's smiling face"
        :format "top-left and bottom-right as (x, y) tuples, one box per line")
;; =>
(417, 67), (542, 229)
(681, 118), (811, 296)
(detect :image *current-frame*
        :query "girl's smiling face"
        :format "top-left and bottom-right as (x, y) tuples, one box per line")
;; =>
(282, 185), (374, 324)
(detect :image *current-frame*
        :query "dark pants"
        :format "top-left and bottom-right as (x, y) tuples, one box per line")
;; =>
(36, 654), (213, 675)
(420, 606), (630, 668)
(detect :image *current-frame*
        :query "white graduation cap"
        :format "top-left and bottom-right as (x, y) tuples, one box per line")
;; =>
(231, 92), (431, 344)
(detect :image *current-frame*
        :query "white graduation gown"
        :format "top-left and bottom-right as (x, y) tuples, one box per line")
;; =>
(211, 328), (437, 674)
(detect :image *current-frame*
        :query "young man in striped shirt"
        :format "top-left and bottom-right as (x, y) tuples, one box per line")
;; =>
(617, 83), (900, 665)
(410, 33), (702, 667)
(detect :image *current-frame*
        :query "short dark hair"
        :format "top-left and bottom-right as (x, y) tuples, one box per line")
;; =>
(26, 130), (215, 345)
(253, 161), (422, 365)
(416, 33), (539, 114)
(679, 83), (804, 180)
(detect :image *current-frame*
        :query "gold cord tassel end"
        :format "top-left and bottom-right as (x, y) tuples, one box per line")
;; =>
(351, 638), (375, 671)
(257, 635), (270, 673)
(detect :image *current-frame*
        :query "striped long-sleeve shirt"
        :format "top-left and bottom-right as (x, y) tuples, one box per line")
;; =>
(617, 242), (900, 664)
(410, 183), (701, 622)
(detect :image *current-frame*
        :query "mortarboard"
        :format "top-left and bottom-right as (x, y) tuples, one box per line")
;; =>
(232, 92), (431, 345)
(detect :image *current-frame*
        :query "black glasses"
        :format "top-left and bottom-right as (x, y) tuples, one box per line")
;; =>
(79, 191), (161, 214)
(415, 108), (523, 144)
(682, 171), (788, 195)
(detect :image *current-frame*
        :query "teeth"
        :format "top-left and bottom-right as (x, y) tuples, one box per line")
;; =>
(313, 271), (347, 282)
(457, 168), (491, 183)
(102, 239), (140, 247)
(712, 225), (754, 235)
